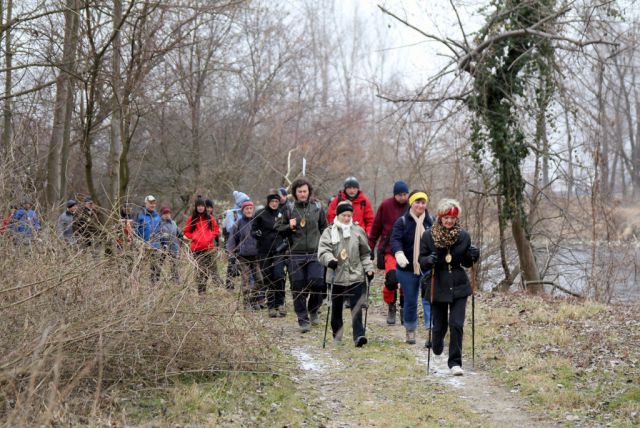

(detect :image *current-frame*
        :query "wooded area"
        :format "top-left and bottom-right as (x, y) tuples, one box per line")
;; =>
(1, 0), (639, 295)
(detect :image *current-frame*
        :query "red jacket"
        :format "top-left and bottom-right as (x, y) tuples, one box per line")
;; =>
(183, 214), (219, 252)
(368, 196), (408, 255)
(327, 190), (374, 234)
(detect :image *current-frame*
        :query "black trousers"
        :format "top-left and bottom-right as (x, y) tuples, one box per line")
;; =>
(432, 297), (467, 368)
(289, 254), (325, 325)
(260, 255), (286, 309)
(330, 282), (366, 341)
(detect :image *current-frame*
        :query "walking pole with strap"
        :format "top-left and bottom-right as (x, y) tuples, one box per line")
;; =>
(427, 270), (435, 375)
(362, 269), (371, 336)
(471, 263), (476, 369)
(322, 271), (336, 348)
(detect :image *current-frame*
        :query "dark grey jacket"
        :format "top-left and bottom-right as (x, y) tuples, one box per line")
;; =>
(277, 200), (327, 254)
(56, 211), (75, 243)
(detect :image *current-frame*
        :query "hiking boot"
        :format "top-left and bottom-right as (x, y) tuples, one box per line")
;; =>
(355, 336), (368, 347)
(277, 305), (287, 317)
(405, 330), (416, 344)
(333, 329), (343, 343)
(399, 306), (404, 325)
(450, 365), (464, 376)
(309, 311), (320, 325)
(268, 308), (278, 318)
(299, 322), (311, 333)
(386, 304), (396, 325)
(344, 300), (351, 309)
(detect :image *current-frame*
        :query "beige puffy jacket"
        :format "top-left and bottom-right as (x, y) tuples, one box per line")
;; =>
(318, 223), (374, 286)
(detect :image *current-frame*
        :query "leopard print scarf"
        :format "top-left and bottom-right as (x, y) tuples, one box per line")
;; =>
(431, 222), (461, 249)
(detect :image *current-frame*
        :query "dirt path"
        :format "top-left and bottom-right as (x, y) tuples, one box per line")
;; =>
(265, 300), (556, 427)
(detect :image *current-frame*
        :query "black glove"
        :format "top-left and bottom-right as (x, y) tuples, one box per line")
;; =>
(328, 260), (338, 270)
(366, 271), (374, 281)
(467, 245), (480, 262)
(424, 252), (439, 265)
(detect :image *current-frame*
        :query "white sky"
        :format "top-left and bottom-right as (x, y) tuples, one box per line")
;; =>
(337, 0), (485, 85)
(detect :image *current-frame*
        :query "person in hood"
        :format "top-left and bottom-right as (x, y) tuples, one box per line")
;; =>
(184, 197), (220, 294)
(222, 191), (250, 289)
(318, 201), (374, 347)
(327, 176), (374, 235)
(277, 177), (328, 332)
(368, 180), (410, 325)
(228, 200), (263, 309)
(252, 190), (288, 317)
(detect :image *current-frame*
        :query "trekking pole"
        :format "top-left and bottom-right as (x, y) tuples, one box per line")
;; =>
(362, 270), (371, 336)
(322, 272), (336, 348)
(427, 271), (435, 375)
(471, 263), (477, 369)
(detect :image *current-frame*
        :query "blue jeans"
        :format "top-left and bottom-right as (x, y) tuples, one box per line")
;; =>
(396, 269), (423, 331)
(422, 297), (432, 331)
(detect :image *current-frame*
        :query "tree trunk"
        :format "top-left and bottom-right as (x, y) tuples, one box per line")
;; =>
(511, 216), (542, 293)
(2, 0), (12, 157)
(46, 0), (80, 206)
(108, 0), (123, 209)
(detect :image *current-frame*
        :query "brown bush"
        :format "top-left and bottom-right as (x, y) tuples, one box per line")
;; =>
(0, 227), (271, 425)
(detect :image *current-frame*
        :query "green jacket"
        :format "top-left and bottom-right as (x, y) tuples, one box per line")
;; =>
(318, 223), (374, 286)
(277, 200), (328, 254)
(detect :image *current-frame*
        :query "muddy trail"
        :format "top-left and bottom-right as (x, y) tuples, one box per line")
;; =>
(264, 300), (556, 428)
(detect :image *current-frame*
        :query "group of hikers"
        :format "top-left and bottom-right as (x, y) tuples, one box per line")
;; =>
(2, 176), (480, 375)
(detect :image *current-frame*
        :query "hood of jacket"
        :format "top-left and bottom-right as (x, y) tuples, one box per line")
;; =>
(233, 191), (250, 208)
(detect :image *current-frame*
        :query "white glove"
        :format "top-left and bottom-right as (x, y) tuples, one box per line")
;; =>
(395, 251), (409, 268)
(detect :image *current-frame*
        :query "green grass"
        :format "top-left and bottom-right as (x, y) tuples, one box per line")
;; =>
(470, 293), (640, 426)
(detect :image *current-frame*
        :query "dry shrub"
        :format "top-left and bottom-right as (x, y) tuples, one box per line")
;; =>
(0, 228), (271, 425)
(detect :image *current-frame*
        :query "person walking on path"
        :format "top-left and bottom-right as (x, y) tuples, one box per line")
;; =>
(252, 190), (288, 317)
(11, 199), (41, 246)
(74, 197), (101, 248)
(277, 177), (328, 332)
(319, 201), (374, 347)
(56, 199), (78, 243)
(135, 195), (162, 282)
(184, 197), (220, 294)
(228, 200), (264, 309)
(390, 190), (433, 345)
(223, 191), (250, 289)
(326, 176), (374, 235)
(368, 180), (410, 325)
(419, 198), (479, 376)
(0, 204), (16, 235)
(156, 206), (181, 283)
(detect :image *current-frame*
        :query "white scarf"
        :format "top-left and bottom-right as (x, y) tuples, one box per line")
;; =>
(409, 210), (426, 275)
(331, 218), (352, 244)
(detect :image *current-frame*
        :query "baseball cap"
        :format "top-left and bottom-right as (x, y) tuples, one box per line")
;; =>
(144, 195), (156, 203)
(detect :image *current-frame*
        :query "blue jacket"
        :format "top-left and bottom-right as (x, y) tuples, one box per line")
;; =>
(135, 208), (162, 249)
(12, 208), (41, 236)
(223, 191), (250, 235)
(390, 211), (433, 272)
(227, 216), (258, 257)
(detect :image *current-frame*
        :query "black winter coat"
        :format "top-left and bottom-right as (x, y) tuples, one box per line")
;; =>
(251, 206), (285, 257)
(419, 228), (474, 303)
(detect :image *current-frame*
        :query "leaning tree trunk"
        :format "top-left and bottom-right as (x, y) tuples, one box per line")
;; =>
(511, 216), (542, 293)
